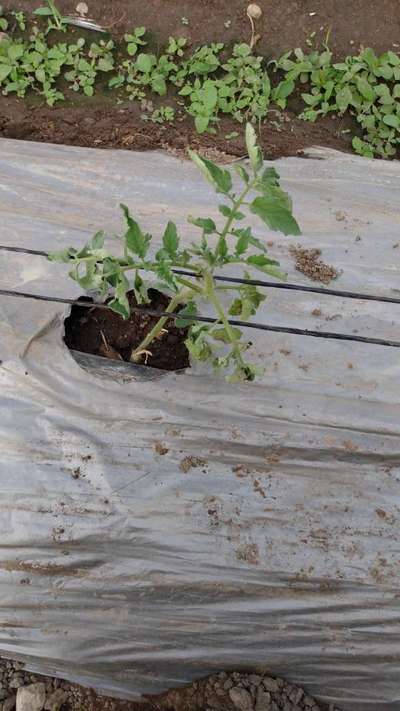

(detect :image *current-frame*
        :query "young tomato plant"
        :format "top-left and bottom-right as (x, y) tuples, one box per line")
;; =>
(49, 124), (300, 382)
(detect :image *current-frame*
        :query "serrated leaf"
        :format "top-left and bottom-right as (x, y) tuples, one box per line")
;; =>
(156, 260), (178, 290)
(247, 255), (286, 280)
(216, 235), (228, 259)
(188, 151), (232, 194)
(120, 203), (150, 258)
(262, 167), (280, 185)
(235, 164), (249, 184)
(47, 247), (77, 263)
(175, 302), (198, 328)
(188, 216), (216, 233)
(133, 270), (149, 305)
(162, 221), (179, 257)
(250, 196), (301, 236)
(108, 298), (130, 320)
(211, 326), (242, 343)
(235, 231), (250, 255)
(219, 204), (232, 218)
(90, 231), (105, 250)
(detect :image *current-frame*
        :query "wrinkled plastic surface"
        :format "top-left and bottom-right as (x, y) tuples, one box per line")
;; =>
(0, 139), (400, 710)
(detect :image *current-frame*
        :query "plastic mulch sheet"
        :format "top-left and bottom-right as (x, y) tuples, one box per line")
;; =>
(0, 138), (400, 710)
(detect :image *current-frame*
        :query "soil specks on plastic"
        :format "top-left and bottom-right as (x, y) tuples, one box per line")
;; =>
(289, 245), (338, 284)
(180, 456), (207, 473)
(154, 442), (169, 456)
(235, 543), (260, 565)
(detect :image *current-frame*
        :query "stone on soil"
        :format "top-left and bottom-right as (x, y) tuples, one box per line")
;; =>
(16, 683), (46, 711)
(229, 686), (254, 711)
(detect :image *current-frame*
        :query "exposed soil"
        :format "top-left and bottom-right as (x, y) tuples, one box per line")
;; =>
(0, 658), (342, 711)
(0, 0), (399, 158)
(64, 290), (190, 371)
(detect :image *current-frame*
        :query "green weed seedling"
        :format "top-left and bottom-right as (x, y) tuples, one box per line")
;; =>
(0, 5), (7, 31)
(149, 106), (175, 123)
(124, 26), (146, 56)
(11, 11), (26, 32)
(34, 0), (69, 33)
(49, 125), (300, 382)
(274, 45), (400, 158)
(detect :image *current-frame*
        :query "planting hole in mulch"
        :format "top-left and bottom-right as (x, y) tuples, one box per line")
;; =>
(64, 290), (190, 371)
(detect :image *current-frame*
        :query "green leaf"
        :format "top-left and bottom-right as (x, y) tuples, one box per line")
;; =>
(109, 298), (130, 320)
(216, 235), (228, 259)
(229, 282), (266, 319)
(136, 53), (155, 73)
(336, 86), (353, 112)
(33, 7), (54, 15)
(219, 204), (232, 218)
(185, 326), (212, 362)
(188, 151), (232, 194)
(98, 58), (114, 72)
(235, 164), (249, 184)
(120, 203), (150, 258)
(275, 79), (295, 99)
(212, 326), (242, 343)
(202, 80), (218, 109)
(162, 221), (179, 257)
(235, 231), (250, 255)
(188, 216), (216, 233)
(245, 122), (263, 172)
(352, 136), (374, 158)
(133, 270), (149, 305)
(0, 65), (12, 82)
(47, 247), (77, 263)
(383, 114), (400, 128)
(90, 231), (105, 250)
(356, 77), (376, 101)
(75, 259), (103, 290)
(250, 196), (301, 236)
(156, 260), (178, 290)
(8, 44), (24, 61)
(35, 68), (46, 84)
(175, 302), (198, 328)
(247, 255), (286, 280)
(151, 75), (167, 95)
(195, 114), (210, 133)
(262, 167), (280, 185)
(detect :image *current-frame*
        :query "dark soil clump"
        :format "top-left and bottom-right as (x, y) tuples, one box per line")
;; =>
(64, 290), (190, 371)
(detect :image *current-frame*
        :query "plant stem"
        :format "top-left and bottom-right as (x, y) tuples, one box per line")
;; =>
(204, 272), (246, 370)
(130, 290), (186, 363)
(215, 179), (256, 258)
